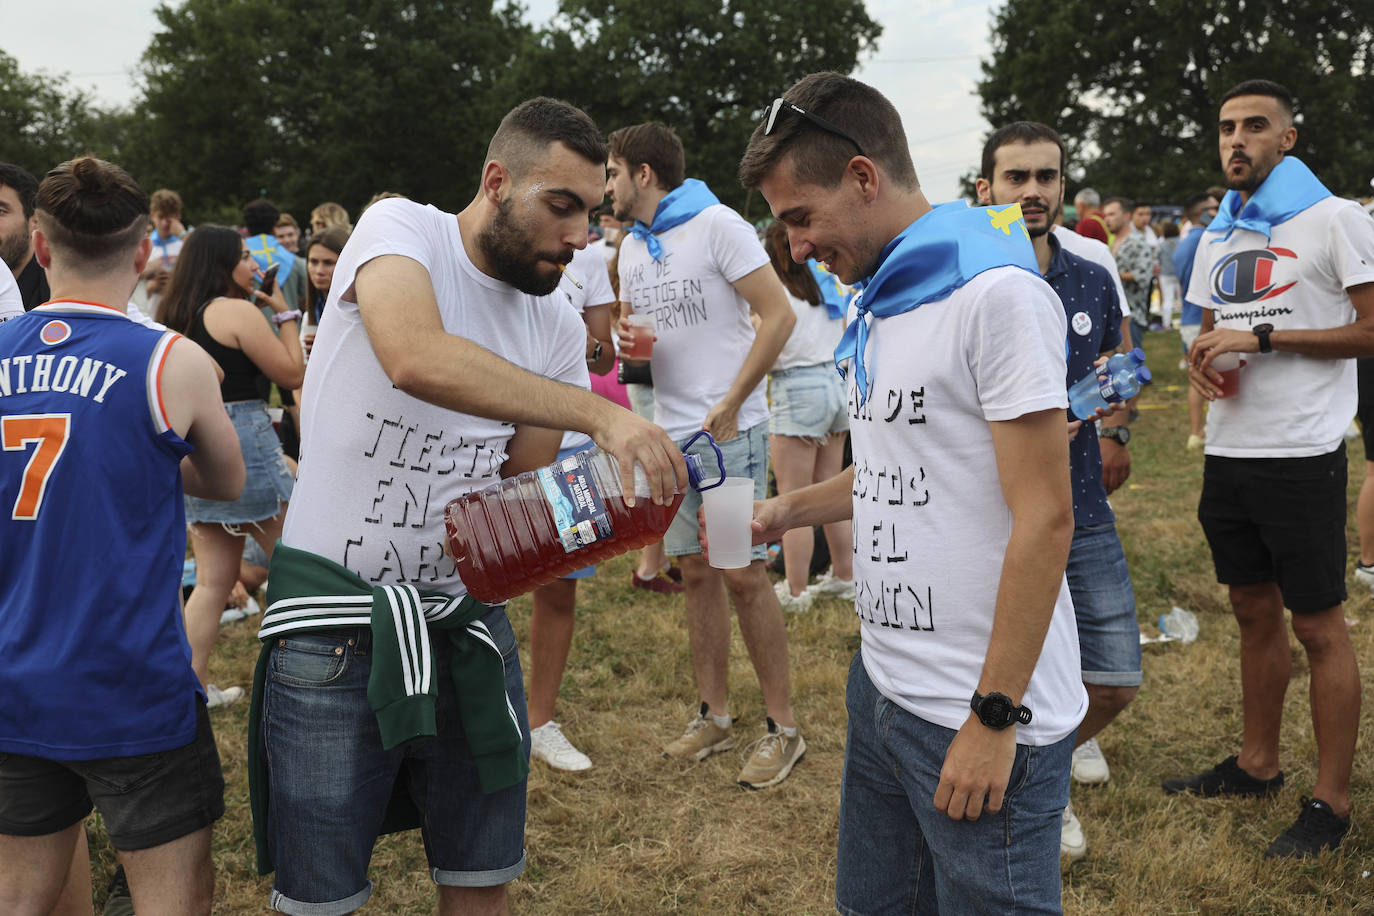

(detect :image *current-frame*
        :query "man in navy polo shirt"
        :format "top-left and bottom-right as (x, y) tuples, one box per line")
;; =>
(977, 121), (1140, 864)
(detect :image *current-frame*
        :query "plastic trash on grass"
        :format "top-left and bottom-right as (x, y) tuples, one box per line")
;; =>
(1140, 606), (1198, 644)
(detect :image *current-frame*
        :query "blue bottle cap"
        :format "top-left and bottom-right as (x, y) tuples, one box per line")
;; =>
(1128, 347), (1146, 364)
(1136, 366), (1152, 384)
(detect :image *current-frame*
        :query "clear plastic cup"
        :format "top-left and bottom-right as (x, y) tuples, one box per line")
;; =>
(701, 477), (755, 569)
(1211, 351), (1246, 398)
(624, 314), (655, 360)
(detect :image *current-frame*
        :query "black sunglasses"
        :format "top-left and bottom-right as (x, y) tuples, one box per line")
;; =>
(762, 98), (867, 159)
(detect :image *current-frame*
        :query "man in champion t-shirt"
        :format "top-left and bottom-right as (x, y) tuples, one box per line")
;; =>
(1169, 78), (1374, 859)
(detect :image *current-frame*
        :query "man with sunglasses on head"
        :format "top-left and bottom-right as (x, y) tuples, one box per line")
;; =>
(739, 73), (1084, 914)
(605, 121), (804, 790)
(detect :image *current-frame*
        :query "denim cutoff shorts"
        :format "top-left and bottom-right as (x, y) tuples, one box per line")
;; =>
(1065, 522), (1142, 686)
(262, 605), (529, 915)
(185, 400), (294, 526)
(664, 420), (769, 561)
(769, 362), (849, 440)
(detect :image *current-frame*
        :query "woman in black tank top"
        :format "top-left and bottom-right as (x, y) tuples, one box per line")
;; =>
(158, 226), (305, 707)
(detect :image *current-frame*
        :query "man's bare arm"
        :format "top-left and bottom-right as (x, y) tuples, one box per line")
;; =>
(700, 265), (796, 442)
(354, 254), (684, 505)
(934, 407), (1073, 821)
(162, 338), (245, 501)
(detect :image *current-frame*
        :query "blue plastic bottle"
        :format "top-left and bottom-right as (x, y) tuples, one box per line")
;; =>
(1069, 358), (1152, 420)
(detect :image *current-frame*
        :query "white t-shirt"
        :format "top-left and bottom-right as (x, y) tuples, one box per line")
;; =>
(1052, 225), (1129, 324)
(0, 267), (22, 324)
(589, 237), (618, 265)
(559, 244), (613, 451)
(282, 198), (587, 593)
(1186, 197), (1374, 457)
(849, 266), (1086, 746)
(617, 203), (771, 440)
(772, 290), (846, 371)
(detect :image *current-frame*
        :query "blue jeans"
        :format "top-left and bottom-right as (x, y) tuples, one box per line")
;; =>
(836, 654), (1072, 916)
(1065, 523), (1142, 687)
(262, 607), (528, 916)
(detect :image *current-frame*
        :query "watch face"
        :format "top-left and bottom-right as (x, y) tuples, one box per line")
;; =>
(979, 694), (1012, 726)
(1254, 323), (1274, 334)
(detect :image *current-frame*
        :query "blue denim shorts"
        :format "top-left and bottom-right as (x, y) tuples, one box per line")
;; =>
(185, 400), (294, 526)
(664, 420), (769, 560)
(768, 363), (848, 439)
(1065, 522), (1142, 686)
(836, 654), (1072, 916)
(261, 607), (528, 915)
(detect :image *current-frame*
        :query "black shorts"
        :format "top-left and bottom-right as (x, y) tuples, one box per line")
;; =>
(1357, 358), (1374, 456)
(0, 699), (224, 850)
(1198, 444), (1347, 613)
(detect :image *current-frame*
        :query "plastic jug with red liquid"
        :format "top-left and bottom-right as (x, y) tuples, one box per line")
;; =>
(444, 431), (725, 604)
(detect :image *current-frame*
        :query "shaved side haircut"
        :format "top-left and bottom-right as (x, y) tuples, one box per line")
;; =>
(486, 97), (607, 182)
(36, 156), (148, 275)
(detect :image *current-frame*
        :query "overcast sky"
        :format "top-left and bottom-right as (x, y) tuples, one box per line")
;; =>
(1, 0), (998, 204)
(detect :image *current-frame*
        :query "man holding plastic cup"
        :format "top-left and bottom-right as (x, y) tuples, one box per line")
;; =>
(737, 72), (1083, 914)
(606, 121), (804, 790)
(1173, 79), (1374, 858)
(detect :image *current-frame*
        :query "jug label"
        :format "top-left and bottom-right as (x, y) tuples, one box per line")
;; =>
(537, 453), (614, 552)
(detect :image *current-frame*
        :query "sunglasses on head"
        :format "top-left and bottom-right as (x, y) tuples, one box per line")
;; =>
(762, 98), (867, 159)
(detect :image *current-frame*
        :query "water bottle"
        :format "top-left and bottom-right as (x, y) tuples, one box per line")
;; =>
(444, 431), (725, 604)
(1158, 606), (1199, 643)
(1069, 352), (1152, 420)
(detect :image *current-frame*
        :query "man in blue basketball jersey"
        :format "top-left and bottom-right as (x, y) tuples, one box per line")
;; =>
(0, 157), (244, 915)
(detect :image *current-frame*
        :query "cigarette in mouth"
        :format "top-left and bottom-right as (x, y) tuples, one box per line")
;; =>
(559, 264), (584, 289)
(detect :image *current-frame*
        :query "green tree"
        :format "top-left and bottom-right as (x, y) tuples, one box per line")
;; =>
(503, 0), (883, 215)
(0, 50), (133, 176)
(132, 0), (531, 220)
(977, 0), (1374, 203)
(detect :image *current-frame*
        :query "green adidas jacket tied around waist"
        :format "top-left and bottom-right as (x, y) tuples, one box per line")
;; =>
(246, 541), (528, 875)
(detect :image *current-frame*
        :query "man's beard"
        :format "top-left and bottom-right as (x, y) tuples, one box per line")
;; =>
(1225, 152), (1273, 194)
(996, 197), (1058, 239)
(610, 186), (637, 223)
(0, 226), (28, 272)
(477, 197), (566, 296)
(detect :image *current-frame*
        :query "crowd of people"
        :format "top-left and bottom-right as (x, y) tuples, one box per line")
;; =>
(0, 72), (1368, 916)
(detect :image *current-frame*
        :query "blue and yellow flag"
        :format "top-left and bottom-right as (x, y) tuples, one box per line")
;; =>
(834, 201), (1038, 406)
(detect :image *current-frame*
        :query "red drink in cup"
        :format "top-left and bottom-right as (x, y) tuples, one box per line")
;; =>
(624, 314), (655, 360)
(1212, 352), (1245, 398)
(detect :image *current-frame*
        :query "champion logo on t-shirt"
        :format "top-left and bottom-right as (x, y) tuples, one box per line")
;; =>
(1209, 247), (1298, 305)
(39, 320), (71, 345)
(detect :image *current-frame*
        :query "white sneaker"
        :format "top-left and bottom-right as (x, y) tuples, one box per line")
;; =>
(205, 684), (244, 709)
(807, 570), (856, 601)
(530, 721), (592, 772)
(1356, 564), (1374, 591)
(1072, 737), (1110, 785)
(773, 581), (813, 614)
(1061, 800), (1087, 862)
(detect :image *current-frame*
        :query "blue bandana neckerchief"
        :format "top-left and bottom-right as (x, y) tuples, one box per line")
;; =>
(834, 201), (1039, 406)
(245, 233), (297, 277)
(1206, 156), (1332, 244)
(629, 178), (720, 261)
(808, 260), (850, 320)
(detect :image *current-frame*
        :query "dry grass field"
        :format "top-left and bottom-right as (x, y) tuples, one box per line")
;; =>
(85, 330), (1373, 914)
